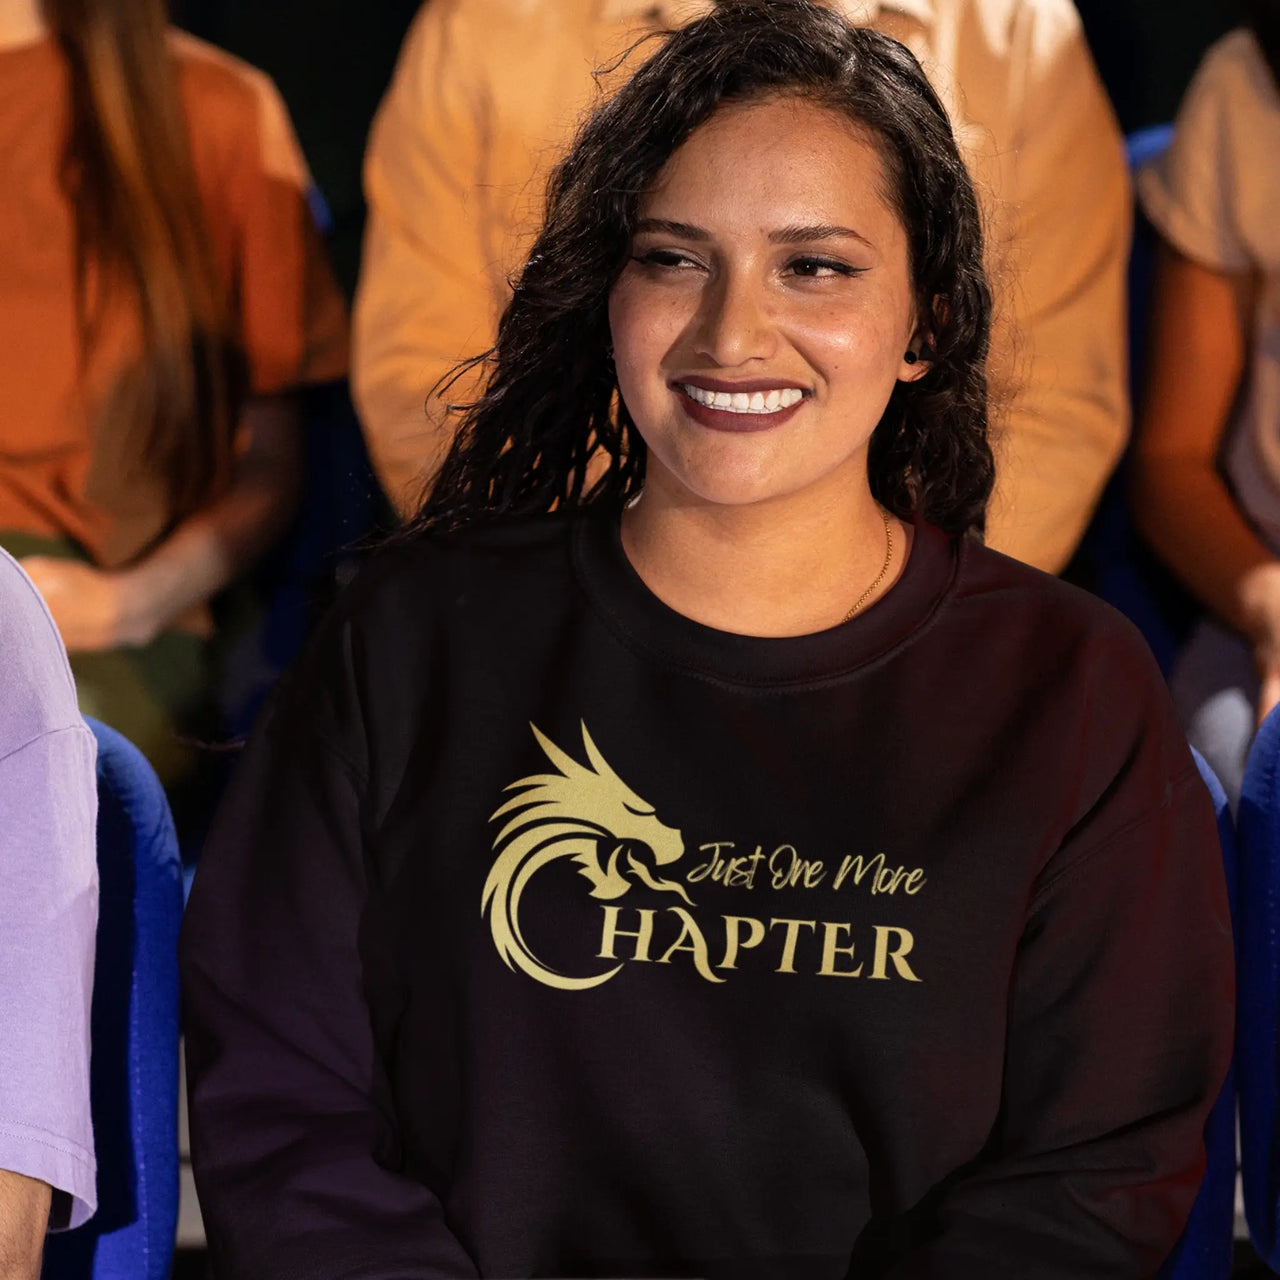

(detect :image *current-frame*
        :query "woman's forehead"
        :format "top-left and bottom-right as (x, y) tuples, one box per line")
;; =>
(637, 97), (901, 246)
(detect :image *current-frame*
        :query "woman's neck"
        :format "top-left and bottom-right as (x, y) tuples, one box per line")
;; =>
(620, 469), (911, 638)
(0, 0), (46, 49)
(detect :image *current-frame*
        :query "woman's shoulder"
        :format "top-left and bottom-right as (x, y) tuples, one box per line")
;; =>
(1167, 27), (1278, 150)
(168, 31), (267, 119)
(334, 512), (580, 626)
(1194, 28), (1277, 108)
(1135, 26), (1277, 275)
(954, 537), (1164, 682)
(950, 539), (1189, 796)
(261, 514), (579, 754)
(167, 30), (309, 191)
(0, 551), (83, 754)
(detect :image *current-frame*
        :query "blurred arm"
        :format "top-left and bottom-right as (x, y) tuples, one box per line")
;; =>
(353, 0), (499, 518)
(0, 1173), (49, 1280)
(982, 8), (1131, 572)
(1129, 245), (1280, 708)
(1131, 246), (1258, 623)
(112, 393), (303, 641)
(22, 395), (303, 652)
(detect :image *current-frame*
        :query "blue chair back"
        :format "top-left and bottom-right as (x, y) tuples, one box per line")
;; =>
(41, 719), (182, 1280)
(1238, 704), (1280, 1266)
(1157, 748), (1238, 1279)
(1072, 123), (1199, 677)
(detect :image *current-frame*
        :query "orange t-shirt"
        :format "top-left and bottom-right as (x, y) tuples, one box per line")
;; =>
(0, 32), (349, 567)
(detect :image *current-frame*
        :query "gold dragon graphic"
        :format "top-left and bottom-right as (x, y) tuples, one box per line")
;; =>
(482, 721), (689, 990)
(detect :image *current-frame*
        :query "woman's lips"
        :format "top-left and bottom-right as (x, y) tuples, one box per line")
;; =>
(673, 383), (807, 433)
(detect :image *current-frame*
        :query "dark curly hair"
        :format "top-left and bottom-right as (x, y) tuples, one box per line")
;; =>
(408, 0), (994, 539)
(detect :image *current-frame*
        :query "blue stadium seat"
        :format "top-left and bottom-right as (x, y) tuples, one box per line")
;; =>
(1238, 705), (1280, 1267)
(42, 719), (182, 1280)
(1069, 123), (1200, 677)
(1158, 747), (1238, 1279)
(217, 380), (381, 741)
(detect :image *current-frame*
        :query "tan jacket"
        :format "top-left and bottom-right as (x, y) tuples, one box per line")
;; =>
(353, 0), (1130, 571)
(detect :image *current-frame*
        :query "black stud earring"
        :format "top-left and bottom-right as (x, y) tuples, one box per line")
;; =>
(903, 350), (919, 365)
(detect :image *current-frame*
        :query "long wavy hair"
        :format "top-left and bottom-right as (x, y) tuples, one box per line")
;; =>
(46, 0), (239, 522)
(1247, 0), (1280, 86)
(410, 0), (993, 540)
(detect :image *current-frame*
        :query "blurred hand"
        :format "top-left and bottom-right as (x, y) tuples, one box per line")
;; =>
(20, 557), (155, 652)
(1258, 669), (1280, 728)
(1241, 562), (1280, 728)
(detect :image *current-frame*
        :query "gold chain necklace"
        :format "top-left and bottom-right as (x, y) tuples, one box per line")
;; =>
(841, 508), (894, 623)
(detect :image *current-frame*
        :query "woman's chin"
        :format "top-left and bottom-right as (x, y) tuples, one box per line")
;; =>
(659, 471), (818, 511)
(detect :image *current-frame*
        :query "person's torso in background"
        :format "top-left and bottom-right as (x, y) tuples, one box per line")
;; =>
(1139, 29), (1280, 554)
(0, 33), (346, 570)
(1210, 34), (1280, 555)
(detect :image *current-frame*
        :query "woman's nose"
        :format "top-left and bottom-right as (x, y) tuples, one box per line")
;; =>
(692, 271), (777, 367)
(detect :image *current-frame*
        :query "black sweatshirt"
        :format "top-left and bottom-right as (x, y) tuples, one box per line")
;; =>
(181, 510), (1234, 1280)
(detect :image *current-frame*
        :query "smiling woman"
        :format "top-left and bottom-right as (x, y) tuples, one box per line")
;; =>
(181, 3), (1233, 1278)
(609, 96), (933, 633)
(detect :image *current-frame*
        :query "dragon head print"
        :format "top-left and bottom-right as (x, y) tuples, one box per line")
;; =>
(481, 721), (688, 990)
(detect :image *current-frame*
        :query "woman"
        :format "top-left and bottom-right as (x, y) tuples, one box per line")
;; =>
(1132, 1), (1280, 807)
(182, 3), (1233, 1276)
(0, 0), (347, 797)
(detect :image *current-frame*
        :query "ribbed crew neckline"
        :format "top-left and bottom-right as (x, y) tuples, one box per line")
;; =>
(572, 506), (958, 688)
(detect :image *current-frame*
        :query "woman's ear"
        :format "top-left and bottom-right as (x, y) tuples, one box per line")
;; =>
(900, 295), (942, 382)
(898, 338), (933, 382)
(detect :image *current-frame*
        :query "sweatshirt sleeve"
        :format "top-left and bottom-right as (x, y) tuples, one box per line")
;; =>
(179, 610), (479, 1280)
(885, 752), (1234, 1276)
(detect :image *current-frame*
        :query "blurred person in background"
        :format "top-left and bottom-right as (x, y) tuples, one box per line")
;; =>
(352, 0), (1130, 575)
(0, 550), (98, 1276)
(0, 0), (347, 809)
(1132, 0), (1280, 806)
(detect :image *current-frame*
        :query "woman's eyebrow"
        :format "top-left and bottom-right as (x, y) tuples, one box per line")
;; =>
(770, 223), (874, 249)
(633, 218), (709, 239)
(632, 218), (875, 250)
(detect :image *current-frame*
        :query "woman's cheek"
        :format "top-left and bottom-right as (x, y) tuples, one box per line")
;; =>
(792, 302), (902, 380)
(611, 284), (694, 400)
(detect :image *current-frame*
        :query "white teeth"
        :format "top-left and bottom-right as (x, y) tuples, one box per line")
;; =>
(679, 384), (806, 414)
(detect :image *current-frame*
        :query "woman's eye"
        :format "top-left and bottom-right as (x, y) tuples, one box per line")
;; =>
(787, 256), (861, 278)
(631, 249), (702, 271)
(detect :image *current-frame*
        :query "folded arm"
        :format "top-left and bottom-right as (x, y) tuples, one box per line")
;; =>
(22, 393), (302, 652)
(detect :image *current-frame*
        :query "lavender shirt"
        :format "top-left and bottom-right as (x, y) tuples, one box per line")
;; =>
(0, 549), (97, 1227)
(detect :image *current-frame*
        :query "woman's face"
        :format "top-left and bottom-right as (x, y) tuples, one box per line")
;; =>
(609, 95), (926, 510)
